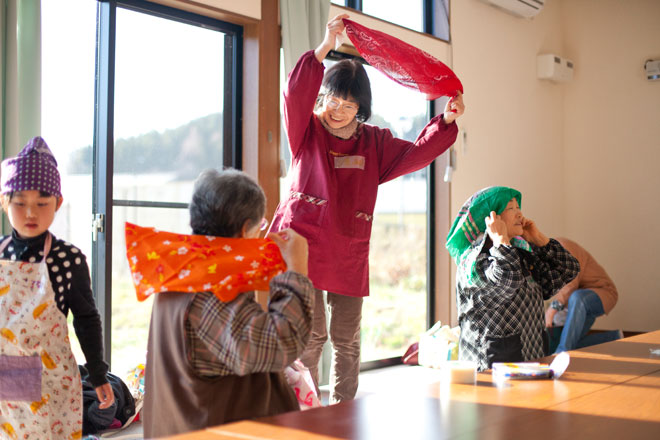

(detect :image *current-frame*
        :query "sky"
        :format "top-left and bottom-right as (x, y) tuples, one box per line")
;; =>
(41, 0), (223, 157)
(360, 0), (424, 31)
(41, 0), (97, 154)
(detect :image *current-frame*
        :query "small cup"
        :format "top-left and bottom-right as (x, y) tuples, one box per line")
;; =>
(440, 360), (477, 384)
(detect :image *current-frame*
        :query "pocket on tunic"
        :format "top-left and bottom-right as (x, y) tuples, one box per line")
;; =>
(280, 192), (328, 240)
(352, 211), (373, 237)
(0, 354), (42, 401)
(348, 211), (374, 257)
(484, 333), (524, 368)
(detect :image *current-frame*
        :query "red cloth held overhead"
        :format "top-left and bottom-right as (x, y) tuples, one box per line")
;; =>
(343, 18), (463, 100)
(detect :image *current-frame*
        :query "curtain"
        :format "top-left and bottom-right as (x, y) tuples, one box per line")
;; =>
(279, 0), (330, 76)
(1, 0), (41, 158)
(1, 0), (41, 233)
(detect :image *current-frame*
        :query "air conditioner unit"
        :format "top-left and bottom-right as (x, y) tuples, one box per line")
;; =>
(480, 0), (545, 18)
(537, 54), (574, 82)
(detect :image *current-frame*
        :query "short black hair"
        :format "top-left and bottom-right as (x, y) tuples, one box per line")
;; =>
(320, 59), (372, 122)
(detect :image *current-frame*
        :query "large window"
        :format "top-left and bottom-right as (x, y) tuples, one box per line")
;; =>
(331, 0), (450, 41)
(348, 60), (430, 363)
(97, 1), (241, 375)
(43, 0), (242, 375)
(362, 0), (424, 32)
(107, 5), (236, 375)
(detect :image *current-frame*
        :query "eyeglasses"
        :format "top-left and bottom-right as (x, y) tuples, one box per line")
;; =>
(260, 217), (269, 231)
(324, 96), (359, 114)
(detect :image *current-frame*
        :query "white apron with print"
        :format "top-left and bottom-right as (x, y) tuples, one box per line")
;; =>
(0, 235), (82, 440)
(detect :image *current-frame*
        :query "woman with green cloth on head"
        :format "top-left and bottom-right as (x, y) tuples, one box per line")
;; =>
(445, 186), (580, 371)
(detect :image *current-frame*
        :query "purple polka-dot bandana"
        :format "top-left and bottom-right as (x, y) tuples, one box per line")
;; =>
(1, 136), (62, 197)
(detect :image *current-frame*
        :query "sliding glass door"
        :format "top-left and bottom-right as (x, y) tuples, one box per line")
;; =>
(93, 0), (242, 373)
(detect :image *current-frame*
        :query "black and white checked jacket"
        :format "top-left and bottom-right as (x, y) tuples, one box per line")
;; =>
(456, 237), (580, 371)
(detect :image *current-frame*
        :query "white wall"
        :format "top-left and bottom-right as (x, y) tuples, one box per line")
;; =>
(449, 0), (566, 322)
(450, 0), (566, 234)
(561, 0), (660, 332)
(202, 0), (260, 18)
(450, 0), (660, 332)
(150, 0), (261, 20)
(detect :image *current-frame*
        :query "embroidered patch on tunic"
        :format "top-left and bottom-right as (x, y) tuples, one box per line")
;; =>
(290, 191), (327, 206)
(334, 155), (365, 169)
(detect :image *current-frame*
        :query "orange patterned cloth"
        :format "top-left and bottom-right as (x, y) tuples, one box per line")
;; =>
(125, 222), (287, 302)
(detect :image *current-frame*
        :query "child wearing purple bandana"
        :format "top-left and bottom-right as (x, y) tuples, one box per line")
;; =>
(0, 137), (114, 438)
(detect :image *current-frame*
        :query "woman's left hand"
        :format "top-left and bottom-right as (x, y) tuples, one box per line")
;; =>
(521, 217), (550, 247)
(443, 91), (465, 124)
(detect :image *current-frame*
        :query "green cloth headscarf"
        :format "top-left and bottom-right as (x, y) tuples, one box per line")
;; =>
(446, 186), (530, 286)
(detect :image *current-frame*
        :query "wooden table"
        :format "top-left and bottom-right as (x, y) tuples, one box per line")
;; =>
(165, 330), (660, 439)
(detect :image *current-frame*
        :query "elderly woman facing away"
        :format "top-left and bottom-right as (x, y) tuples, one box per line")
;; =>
(445, 186), (580, 371)
(142, 169), (315, 439)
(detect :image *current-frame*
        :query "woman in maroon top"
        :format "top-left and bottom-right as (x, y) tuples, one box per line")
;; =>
(270, 14), (465, 403)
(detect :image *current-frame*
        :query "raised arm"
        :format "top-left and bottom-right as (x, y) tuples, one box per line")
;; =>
(470, 245), (526, 309)
(191, 230), (314, 375)
(192, 271), (315, 376)
(378, 94), (463, 183)
(532, 239), (581, 300)
(282, 51), (324, 157)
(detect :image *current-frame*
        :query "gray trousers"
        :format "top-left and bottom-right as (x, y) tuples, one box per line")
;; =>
(299, 288), (363, 403)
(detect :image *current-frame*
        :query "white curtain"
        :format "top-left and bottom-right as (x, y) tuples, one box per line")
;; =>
(279, 0), (330, 76)
(1, 0), (41, 158)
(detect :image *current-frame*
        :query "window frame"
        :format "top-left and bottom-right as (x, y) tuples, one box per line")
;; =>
(93, 0), (242, 366)
(335, 0), (448, 41)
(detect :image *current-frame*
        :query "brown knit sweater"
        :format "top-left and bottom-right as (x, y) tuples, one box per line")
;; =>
(553, 237), (618, 314)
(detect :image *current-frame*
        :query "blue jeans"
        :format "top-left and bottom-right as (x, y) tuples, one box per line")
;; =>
(555, 289), (621, 353)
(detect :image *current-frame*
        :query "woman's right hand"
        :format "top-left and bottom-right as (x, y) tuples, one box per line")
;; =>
(268, 228), (309, 276)
(485, 211), (511, 247)
(314, 13), (350, 63)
